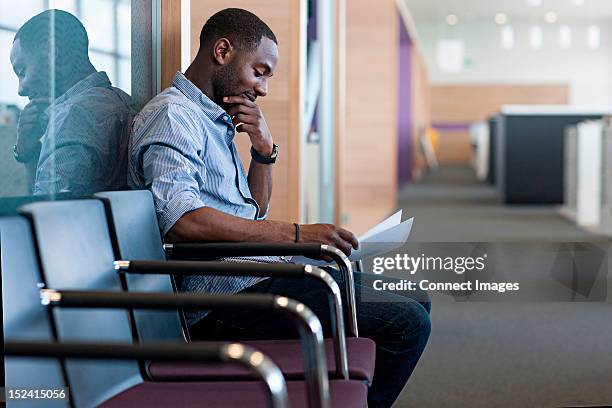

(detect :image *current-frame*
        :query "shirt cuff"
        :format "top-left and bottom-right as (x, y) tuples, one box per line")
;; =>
(256, 204), (269, 220)
(159, 192), (206, 237)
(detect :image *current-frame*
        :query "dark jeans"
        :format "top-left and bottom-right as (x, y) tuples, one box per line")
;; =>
(191, 269), (431, 408)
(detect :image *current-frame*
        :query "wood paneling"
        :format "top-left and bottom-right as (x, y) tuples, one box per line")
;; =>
(341, 0), (398, 235)
(334, 0), (347, 226)
(189, 1), (303, 223)
(431, 84), (569, 164)
(431, 84), (569, 123)
(161, 0), (181, 89)
(411, 47), (430, 180)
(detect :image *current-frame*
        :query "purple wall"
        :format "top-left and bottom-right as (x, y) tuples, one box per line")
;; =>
(397, 16), (413, 186)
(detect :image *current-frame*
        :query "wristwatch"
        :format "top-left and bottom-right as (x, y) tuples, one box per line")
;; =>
(250, 144), (279, 164)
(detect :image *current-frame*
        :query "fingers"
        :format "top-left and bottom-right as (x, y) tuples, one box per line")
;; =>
(333, 238), (353, 257)
(337, 228), (359, 250)
(24, 98), (51, 112)
(231, 113), (257, 128)
(30, 97), (52, 105)
(226, 103), (257, 117)
(223, 95), (256, 108)
(236, 123), (256, 135)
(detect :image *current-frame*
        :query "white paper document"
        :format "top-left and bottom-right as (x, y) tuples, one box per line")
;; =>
(359, 210), (402, 241)
(290, 211), (414, 266)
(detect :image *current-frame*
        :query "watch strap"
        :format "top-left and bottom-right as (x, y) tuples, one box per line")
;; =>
(250, 144), (278, 164)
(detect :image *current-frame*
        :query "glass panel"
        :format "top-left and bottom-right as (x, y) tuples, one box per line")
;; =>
(1, 3), (134, 204)
(0, 30), (28, 108)
(81, 0), (115, 53)
(47, 0), (77, 15)
(118, 57), (131, 94)
(117, 0), (131, 57)
(90, 51), (117, 85)
(0, 0), (44, 30)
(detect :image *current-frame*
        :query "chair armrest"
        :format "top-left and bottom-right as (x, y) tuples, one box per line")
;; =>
(40, 289), (329, 408)
(163, 243), (359, 338)
(114, 261), (349, 379)
(5, 340), (288, 408)
(164, 242), (324, 258)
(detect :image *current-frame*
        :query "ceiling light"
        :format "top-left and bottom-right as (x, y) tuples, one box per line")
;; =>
(559, 25), (571, 48)
(495, 13), (508, 25)
(588, 25), (601, 49)
(501, 26), (515, 49)
(527, 0), (542, 6)
(437, 39), (465, 72)
(571, 0), (585, 5)
(530, 26), (543, 48)
(446, 14), (459, 26)
(544, 11), (558, 23)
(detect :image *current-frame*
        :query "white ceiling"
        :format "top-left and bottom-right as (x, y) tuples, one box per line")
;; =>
(404, 0), (612, 23)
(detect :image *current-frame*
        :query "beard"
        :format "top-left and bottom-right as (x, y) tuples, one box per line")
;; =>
(211, 62), (242, 109)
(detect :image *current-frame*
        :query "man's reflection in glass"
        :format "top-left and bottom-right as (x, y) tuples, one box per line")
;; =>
(9, 9), (134, 195)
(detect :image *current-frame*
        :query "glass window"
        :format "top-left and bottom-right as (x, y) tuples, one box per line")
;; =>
(118, 58), (131, 94)
(1, 1), (134, 202)
(47, 0), (77, 15)
(0, 30), (28, 108)
(0, 0), (44, 29)
(90, 51), (117, 84)
(117, 0), (131, 57)
(81, 0), (115, 53)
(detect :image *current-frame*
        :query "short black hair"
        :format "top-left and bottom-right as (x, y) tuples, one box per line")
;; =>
(199, 8), (277, 52)
(14, 9), (89, 57)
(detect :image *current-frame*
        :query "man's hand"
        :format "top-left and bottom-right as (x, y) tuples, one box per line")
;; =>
(223, 95), (273, 156)
(300, 224), (359, 257)
(16, 98), (50, 161)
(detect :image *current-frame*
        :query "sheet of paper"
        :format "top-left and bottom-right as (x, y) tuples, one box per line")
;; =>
(352, 217), (413, 261)
(358, 209), (402, 241)
(290, 216), (414, 267)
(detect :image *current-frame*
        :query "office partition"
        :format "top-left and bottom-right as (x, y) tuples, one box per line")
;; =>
(496, 106), (610, 204)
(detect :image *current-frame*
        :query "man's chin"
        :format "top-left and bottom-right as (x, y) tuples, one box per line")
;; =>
(242, 92), (256, 103)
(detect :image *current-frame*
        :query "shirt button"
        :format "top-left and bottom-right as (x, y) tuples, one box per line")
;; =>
(222, 115), (229, 121)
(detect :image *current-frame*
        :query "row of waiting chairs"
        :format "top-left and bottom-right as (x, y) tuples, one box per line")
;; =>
(2, 190), (375, 407)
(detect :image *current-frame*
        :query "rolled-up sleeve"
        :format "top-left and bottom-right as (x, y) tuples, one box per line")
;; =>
(130, 104), (207, 236)
(256, 204), (269, 220)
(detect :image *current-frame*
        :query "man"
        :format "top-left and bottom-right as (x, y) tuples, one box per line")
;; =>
(129, 8), (430, 408)
(10, 9), (134, 195)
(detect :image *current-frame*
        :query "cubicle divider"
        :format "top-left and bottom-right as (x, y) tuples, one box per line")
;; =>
(561, 118), (612, 236)
(487, 116), (497, 186)
(597, 121), (612, 235)
(495, 106), (610, 204)
(563, 125), (579, 220)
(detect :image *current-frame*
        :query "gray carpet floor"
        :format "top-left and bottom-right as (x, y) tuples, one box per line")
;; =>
(389, 166), (612, 408)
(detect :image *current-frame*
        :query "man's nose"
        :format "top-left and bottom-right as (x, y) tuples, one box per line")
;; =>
(254, 82), (267, 98)
(18, 82), (29, 98)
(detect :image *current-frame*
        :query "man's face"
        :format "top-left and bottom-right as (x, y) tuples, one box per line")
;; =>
(10, 39), (51, 100)
(212, 36), (278, 108)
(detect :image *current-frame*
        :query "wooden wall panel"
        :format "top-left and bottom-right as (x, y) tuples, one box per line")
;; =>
(431, 84), (569, 164)
(341, 0), (398, 235)
(190, 1), (302, 223)
(161, 0), (181, 89)
(411, 47), (430, 180)
(431, 84), (570, 123)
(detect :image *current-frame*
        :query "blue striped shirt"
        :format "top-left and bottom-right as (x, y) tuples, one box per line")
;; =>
(128, 72), (272, 324)
(35, 71), (134, 195)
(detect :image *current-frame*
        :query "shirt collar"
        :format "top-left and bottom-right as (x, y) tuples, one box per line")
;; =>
(44, 71), (111, 116)
(58, 71), (110, 105)
(172, 72), (229, 123)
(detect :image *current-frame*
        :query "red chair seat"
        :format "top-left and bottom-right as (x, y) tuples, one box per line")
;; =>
(148, 337), (375, 383)
(100, 379), (368, 407)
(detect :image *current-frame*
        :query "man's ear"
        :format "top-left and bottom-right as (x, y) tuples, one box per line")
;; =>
(212, 38), (234, 66)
